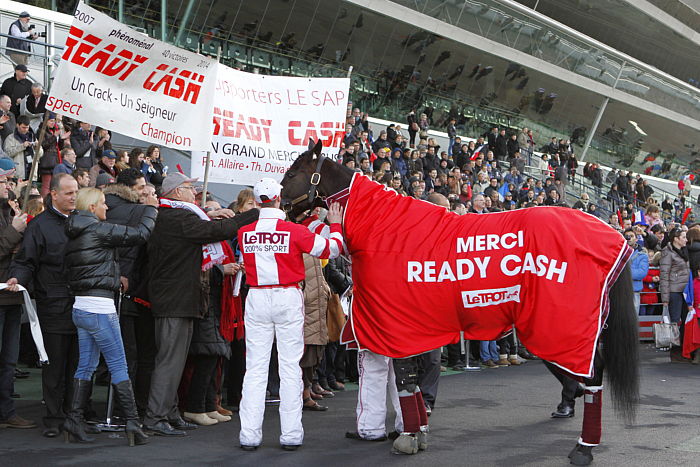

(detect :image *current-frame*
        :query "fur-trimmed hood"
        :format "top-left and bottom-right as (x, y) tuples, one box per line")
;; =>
(103, 183), (140, 204)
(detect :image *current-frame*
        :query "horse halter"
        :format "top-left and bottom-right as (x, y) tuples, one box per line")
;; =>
(289, 154), (327, 211)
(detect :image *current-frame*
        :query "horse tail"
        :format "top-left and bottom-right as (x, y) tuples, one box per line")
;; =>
(602, 264), (639, 424)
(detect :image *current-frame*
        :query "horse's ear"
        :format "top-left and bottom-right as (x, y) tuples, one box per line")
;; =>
(313, 139), (323, 157)
(307, 138), (315, 151)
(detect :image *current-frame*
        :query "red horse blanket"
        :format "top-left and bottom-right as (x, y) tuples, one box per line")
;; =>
(341, 174), (631, 376)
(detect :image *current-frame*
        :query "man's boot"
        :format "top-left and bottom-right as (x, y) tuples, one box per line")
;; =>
(62, 379), (95, 443)
(112, 380), (149, 446)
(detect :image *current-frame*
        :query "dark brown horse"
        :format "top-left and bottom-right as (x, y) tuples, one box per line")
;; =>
(281, 140), (639, 465)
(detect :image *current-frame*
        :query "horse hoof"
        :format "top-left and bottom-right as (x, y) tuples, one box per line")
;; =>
(568, 443), (593, 466)
(392, 434), (419, 455)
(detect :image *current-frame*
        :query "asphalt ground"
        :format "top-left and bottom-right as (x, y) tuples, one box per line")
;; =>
(2, 345), (699, 466)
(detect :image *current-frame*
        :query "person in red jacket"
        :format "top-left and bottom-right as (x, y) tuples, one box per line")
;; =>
(640, 253), (661, 316)
(237, 178), (344, 451)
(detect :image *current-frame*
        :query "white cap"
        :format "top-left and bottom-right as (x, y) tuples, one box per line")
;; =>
(253, 178), (283, 204)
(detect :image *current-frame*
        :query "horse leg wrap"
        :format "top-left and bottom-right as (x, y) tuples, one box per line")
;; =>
(393, 358), (419, 394)
(398, 393), (421, 434)
(414, 389), (429, 427)
(580, 385), (603, 447)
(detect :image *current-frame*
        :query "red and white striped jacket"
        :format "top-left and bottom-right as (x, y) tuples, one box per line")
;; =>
(238, 208), (343, 287)
(301, 214), (330, 238)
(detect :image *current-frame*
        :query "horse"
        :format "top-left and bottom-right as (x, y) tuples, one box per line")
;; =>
(281, 140), (639, 465)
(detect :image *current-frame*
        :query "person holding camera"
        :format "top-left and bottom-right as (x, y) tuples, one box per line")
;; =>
(6, 12), (41, 66)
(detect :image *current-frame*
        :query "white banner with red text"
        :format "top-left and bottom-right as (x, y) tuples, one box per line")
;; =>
(47, 1), (218, 151)
(190, 65), (350, 185)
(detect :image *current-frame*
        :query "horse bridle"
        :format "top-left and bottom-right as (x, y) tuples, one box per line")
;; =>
(288, 154), (327, 213)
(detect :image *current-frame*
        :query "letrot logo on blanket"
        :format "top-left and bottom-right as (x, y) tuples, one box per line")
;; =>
(462, 285), (521, 308)
(242, 231), (290, 253)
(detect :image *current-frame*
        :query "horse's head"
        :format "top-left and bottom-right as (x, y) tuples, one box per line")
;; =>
(281, 139), (327, 220)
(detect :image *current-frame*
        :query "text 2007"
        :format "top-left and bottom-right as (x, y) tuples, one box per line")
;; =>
(74, 8), (95, 25)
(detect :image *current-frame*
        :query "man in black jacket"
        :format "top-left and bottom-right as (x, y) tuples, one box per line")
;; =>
(0, 65), (32, 118)
(494, 129), (508, 160)
(104, 168), (158, 415)
(0, 165), (35, 429)
(143, 172), (258, 436)
(7, 173), (79, 436)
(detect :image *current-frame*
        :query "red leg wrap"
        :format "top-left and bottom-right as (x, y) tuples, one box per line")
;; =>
(414, 390), (428, 426)
(399, 394), (421, 433)
(580, 388), (602, 446)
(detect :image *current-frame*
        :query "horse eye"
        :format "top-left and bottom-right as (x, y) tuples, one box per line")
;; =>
(287, 171), (295, 178)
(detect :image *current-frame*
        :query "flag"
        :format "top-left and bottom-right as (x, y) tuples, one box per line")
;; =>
(682, 207), (692, 225)
(471, 143), (488, 160)
(633, 209), (647, 225)
(682, 308), (700, 358)
(497, 181), (509, 202)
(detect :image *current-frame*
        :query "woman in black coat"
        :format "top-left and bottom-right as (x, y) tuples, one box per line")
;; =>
(64, 187), (156, 445)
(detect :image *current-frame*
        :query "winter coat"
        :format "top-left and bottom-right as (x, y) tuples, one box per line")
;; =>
(641, 268), (660, 305)
(630, 248), (649, 293)
(65, 208), (156, 298)
(88, 161), (119, 187)
(70, 128), (94, 169)
(302, 254), (330, 346)
(189, 267), (231, 358)
(688, 241), (700, 278)
(4, 130), (42, 180)
(324, 256), (351, 295)
(104, 184), (154, 314)
(494, 134), (508, 159)
(147, 207), (258, 319)
(659, 243), (690, 303)
(0, 199), (23, 306)
(506, 138), (520, 158)
(53, 160), (75, 175)
(9, 204), (74, 333)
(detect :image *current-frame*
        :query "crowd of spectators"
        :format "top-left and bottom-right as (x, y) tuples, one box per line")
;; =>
(1, 76), (699, 444)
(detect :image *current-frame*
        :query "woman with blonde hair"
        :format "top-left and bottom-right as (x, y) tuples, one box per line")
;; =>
(62, 187), (156, 445)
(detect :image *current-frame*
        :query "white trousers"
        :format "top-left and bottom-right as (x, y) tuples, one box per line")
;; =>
(356, 350), (403, 439)
(239, 287), (305, 446)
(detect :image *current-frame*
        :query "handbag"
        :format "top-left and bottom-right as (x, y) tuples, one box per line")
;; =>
(653, 304), (680, 348)
(326, 293), (346, 342)
(410, 121), (419, 132)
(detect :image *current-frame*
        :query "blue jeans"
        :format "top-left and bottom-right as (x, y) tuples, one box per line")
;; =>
(668, 292), (685, 323)
(72, 309), (129, 384)
(448, 138), (455, 156)
(0, 305), (21, 420)
(480, 340), (499, 362)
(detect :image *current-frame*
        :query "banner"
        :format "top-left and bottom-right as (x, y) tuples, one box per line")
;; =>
(191, 65), (349, 185)
(47, 1), (218, 150)
(341, 174), (631, 377)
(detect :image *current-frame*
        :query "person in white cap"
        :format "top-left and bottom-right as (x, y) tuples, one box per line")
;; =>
(237, 178), (344, 451)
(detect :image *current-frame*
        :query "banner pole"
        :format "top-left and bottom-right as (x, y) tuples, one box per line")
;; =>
(200, 46), (221, 209)
(201, 151), (212, 209)
(23, 110), (50, 212)
(346, 66), (353, 79)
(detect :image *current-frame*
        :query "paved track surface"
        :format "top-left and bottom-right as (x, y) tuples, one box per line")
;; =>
(2, 345), (699, 466)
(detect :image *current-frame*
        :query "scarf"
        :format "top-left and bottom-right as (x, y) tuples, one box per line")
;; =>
(673, 245), (689, 262)
(13, 128), (34, 178)
(219, 241), (244, 341)
(158, 198), (226, 270)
